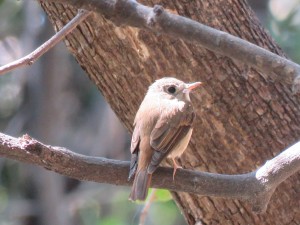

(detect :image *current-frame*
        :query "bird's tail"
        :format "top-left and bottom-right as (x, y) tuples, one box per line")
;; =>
(129, 169), (152, 201)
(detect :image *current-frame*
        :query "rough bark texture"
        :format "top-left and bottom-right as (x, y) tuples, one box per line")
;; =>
(40, 0), (300, 224)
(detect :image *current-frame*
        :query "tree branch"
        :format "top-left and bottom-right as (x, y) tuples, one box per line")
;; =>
(0, 132), (299, 213)
(0, 9), (91, 75)
(39, 0), (300, 94)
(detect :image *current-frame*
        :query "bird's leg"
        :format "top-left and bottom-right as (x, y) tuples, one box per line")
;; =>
(172, 158), (182, 181)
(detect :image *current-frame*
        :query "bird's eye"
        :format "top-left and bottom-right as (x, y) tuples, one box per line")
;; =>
(167, 86), (176, 94)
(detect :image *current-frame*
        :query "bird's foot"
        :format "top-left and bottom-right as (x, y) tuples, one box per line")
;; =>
(172, 159), (182, 181)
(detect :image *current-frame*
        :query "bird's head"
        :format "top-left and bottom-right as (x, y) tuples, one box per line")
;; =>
(148, 77), (202, 102)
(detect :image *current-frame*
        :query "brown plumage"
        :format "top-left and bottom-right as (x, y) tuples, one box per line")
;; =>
(128, 77), (201, 201)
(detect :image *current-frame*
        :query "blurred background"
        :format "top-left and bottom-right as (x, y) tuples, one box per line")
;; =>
(0, 0), (298, 224)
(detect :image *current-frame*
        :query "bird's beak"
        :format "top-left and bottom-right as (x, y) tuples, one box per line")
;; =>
(184, 81), (202, 93)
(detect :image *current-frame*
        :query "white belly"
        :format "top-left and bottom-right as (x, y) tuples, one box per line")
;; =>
(167, 128), (193, 159)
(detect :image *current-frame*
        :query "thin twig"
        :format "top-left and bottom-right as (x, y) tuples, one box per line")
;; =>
(139, 189), (156, 225)
(0, 133), (299, 213)
(0, 9), (92, 75)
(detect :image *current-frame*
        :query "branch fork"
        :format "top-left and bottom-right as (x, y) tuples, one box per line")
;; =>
(147, 5), (164, 30)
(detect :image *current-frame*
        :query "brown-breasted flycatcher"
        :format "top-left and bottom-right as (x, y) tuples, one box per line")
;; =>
(128, 77), (201, 201)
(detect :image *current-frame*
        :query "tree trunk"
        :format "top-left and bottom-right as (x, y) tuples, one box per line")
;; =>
(40, 0), (300, 224)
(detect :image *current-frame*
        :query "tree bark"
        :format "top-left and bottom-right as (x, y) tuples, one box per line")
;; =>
(39, 0), (300, 224)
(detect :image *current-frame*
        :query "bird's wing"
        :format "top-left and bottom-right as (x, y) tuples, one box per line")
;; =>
(148, 109), (195, 174)
(130, 124), (140, 154)
(128, 124), (140, 180)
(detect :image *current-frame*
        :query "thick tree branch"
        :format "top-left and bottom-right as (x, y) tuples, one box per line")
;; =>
(0, 132), (299, 213)
(0, 9), (91, 75)
(39, 0), (300, 94)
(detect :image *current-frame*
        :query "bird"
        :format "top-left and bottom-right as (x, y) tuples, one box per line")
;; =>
(128, 77), (201, 201)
